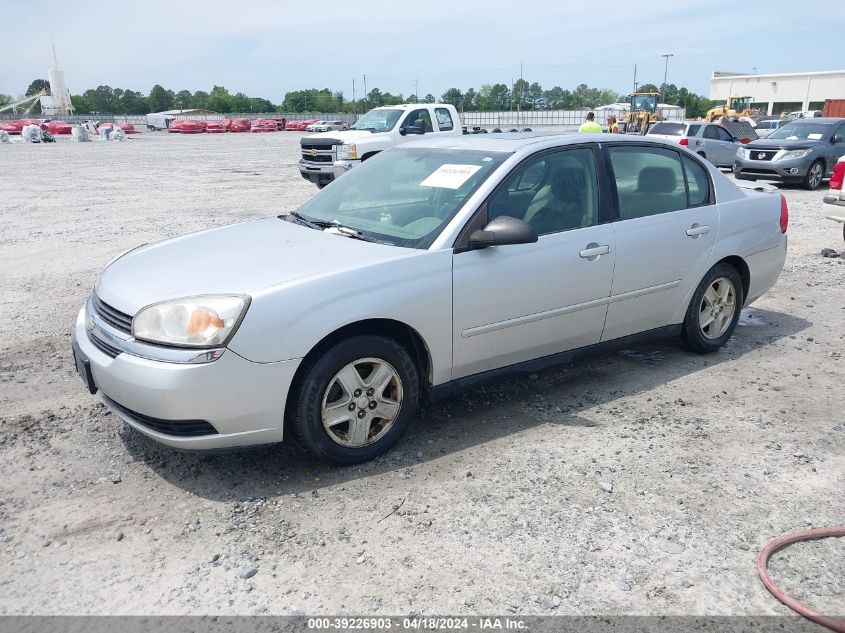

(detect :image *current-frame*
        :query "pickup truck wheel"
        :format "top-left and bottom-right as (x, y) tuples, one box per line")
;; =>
(288, 335), (419, 464)
(681, 263), (744, 354)
(803, 160), (824, 190)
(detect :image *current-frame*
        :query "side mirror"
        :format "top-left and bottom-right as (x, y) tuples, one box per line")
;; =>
(469, 216), (538, 250)
(401, 119), (425, 136)
(832, 135), (842, 144)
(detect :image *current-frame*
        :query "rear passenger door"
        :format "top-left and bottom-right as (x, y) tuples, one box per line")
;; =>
(601, 145), (718, 341)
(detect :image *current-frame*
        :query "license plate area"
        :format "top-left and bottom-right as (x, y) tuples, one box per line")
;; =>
(72, 341), (97, 395)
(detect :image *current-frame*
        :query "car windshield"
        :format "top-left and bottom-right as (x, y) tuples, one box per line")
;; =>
(768, 122), (831, 141)
(648, 122), (685, 136)
(350, 109), (403, 132)
(291, 147), (508, 248)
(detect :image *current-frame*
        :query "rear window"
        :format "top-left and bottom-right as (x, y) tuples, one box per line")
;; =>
(649, 122), (686, 136)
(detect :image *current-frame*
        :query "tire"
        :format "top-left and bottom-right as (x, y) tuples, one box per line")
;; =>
(681, 263), (744, 354)
(802, 160), (824, 190)
(287, 335), (420, 464)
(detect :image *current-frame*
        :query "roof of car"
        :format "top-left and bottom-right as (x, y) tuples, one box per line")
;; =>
(404, 132), (675, 153)
(785, 117), (843, 125)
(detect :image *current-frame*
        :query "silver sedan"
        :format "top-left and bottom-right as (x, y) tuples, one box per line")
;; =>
(73, 134), (788, 463)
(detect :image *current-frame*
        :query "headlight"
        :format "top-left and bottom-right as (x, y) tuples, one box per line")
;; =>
(337, 144), (358, 160)
(736, 147), (748, 159)
(777, 149), (812, 161)
(132, 295), (249, 348)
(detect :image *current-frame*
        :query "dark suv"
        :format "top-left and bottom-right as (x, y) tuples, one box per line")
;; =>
(733, 118), (845, 190)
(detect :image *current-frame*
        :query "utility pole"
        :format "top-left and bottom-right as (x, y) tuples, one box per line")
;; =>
(352, 79), (356, 112)
(633, 63), (638, 93)
(661, 53), (674, 90)
(363, 74), (367, 107)
(415, 79), (419, 101)
(517, 61), (523, 126)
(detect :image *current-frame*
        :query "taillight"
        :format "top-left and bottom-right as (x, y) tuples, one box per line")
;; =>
(780, 194), (788, 234)
(830, 161), (845, 191)
(679, 138), (689, 146)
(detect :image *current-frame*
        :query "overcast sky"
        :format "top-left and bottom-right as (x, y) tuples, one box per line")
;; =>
(1, 0), (842, 103)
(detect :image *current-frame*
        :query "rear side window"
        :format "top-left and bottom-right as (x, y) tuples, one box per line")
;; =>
(608, 146), (687, 219)
(649, 122), (685, 136)
(686, 124), (701, 137)
(683, 157), (711, 206)
(435, 108), (454, 131)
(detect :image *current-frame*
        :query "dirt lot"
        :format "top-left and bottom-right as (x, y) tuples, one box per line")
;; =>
(0, 131), (843, 617)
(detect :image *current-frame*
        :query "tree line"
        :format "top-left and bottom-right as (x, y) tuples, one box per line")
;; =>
(5, 78), (713, 118)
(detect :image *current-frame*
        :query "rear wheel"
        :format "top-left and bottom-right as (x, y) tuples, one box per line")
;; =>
(288, 335), (420, 464)
(803, 160), (824, 190)
(681, 263), (744, 354)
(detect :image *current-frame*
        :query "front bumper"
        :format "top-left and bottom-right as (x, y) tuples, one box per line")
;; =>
(297, 158), (361, 184)
(73, 307), (300, 450)
(733, 155), (812, 181)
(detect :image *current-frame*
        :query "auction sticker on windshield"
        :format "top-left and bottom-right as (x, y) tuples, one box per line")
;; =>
(420, 164), (482, 189)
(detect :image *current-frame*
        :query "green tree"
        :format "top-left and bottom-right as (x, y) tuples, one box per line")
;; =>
(190, 91), (209, 109)
(441, 88), (463, 108)
(26, 79), (50, 96)
(207, 85), (232, 112)
(120, 90), (149, 114)
(70, 94), (89, 113)
(422, 93), (435, 104)
(462, 88), (477, 110)
(175, 90), (193, 110)
(148, 84), (174, 112)
(512, 78), (529, 110)
(638, 83), (659, 94)
(0, 93), (12, 106)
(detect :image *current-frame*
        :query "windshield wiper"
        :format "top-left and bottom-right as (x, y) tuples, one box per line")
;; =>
(323, 222), (377, 242)
(281, 211), (332, 230)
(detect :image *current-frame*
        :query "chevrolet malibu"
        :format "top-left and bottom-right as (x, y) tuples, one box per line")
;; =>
(73, 134), (788, 464)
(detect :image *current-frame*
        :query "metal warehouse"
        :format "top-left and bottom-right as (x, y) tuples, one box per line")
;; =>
(709, 69), (845, 115)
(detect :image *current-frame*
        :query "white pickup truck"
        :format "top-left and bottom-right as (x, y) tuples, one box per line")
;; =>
(298, 103), (462, 188)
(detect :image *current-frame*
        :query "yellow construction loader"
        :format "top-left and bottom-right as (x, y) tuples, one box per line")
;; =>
(623, 92), (662, 134)
(706, 96), (759, 122)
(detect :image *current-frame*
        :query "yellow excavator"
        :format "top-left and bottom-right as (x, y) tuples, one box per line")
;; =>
(706, 96), (759, 122)
(623, 92), (662, 134)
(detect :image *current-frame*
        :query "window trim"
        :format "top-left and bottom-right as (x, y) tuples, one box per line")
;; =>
(452, 143), (608, 253)
(600, 142), (715, 222)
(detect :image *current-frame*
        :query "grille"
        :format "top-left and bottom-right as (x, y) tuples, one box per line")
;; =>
(749, 150), (778, 161)
(301, 153), (332, 163)
(103, 396), (218, 437)
(89, 332), (122, 358)
(92, 294), (133, 334)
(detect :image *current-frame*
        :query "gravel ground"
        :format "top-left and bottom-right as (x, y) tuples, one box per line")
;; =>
(0, 131), (843, 617)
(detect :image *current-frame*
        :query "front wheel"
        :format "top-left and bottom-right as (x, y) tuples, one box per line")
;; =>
(681, 263), (744, 354)
(287, 335), (420, 464)
(803, 160), (824, 190)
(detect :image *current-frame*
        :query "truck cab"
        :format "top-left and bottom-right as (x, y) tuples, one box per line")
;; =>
(298, 103), (462, 188)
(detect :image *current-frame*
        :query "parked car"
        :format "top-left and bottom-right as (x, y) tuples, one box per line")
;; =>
(734, 118), (845, 190)
(305, 120), (327, 132)
(822, 155), (845, 241)
(313, 120), (349, 132)
(298, 103), (462, 188)
(753, 119), (789, 138)
(72, 134), (787, 464)
(647, 121), (742, 167)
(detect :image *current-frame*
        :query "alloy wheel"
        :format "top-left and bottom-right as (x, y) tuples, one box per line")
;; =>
(321, 357), (403, 447)
(699, 277), (737, 340)
(809, 163), (823, 189)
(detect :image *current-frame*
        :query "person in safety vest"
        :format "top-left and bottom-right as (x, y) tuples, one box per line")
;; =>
(578, 112), (603, 133)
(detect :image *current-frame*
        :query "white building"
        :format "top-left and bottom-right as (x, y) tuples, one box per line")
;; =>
(710, 70), (845, 115)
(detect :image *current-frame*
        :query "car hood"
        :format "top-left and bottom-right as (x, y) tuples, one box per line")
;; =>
(746, 138), (818, 150)
(308, 129), (390, 143)
(96, 217), (412, 315)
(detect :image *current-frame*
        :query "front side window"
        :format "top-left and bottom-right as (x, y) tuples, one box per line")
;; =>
(703, 126), (719, 140)
(404, 109), (434, 132)
(609, 146), (687, 219)
(434, 108), (454, 131)
(488, 148), (599, 236)
(717, 127), (734, 141)
(293, 148), (506, 248)
(350, 109), (403, 132)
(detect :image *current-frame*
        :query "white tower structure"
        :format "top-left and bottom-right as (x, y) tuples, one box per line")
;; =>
(39, 36), (74, 116)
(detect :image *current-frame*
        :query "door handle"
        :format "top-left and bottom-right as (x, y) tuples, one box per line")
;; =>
(579, 244), (611, 259)
(686, 224), (710, 238)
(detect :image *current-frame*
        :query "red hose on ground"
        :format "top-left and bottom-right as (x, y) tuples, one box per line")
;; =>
(757, 526), (845, 632)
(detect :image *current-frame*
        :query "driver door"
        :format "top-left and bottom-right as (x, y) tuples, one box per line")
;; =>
(451, 146), (616, 379)
(396, 108), (433, 145)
